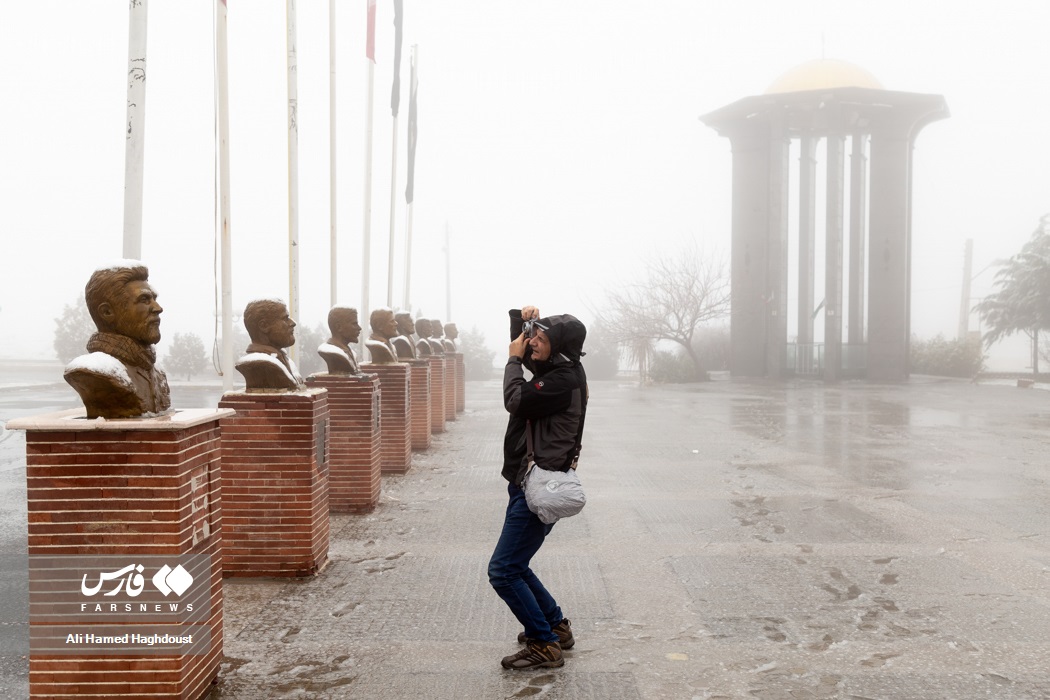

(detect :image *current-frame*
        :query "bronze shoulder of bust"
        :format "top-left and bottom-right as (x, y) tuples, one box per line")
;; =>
(365, 339), (398, 364)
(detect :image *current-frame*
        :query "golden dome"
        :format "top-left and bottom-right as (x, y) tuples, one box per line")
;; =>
(765, 59), (883, 94)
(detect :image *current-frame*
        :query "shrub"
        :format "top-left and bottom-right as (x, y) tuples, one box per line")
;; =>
(910, 334), (985, 378)
(582, 318), (620, 380)
(460, 326), (496, 380)
(649, 349), (700, 383)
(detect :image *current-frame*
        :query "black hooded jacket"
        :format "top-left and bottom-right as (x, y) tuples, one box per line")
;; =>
(502, 310), (588, 485)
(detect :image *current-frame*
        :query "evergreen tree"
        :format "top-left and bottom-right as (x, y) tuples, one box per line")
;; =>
(975, 215), (1050, 373)
(165, 332), (209, 381)
(53, 297), (95, 363)
(459, 326), (496, 380)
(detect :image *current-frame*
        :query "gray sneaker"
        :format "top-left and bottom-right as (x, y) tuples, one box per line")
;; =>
(517, 618), (574, 649)
(501, 639), (564, 670)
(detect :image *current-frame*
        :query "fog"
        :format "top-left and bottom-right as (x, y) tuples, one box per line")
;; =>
(1, 1), (1048, 371)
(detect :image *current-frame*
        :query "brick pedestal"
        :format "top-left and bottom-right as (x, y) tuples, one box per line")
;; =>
(361, 363), (413, 474)
(443, 356), (457, 422)
(451, 352), (466, 413)
(8, 408), (230, 700)
(406, 360), (432, 451)
(218, 389), (329, 577)
(305, 373), (382, 513)
(426, 356), (447, 432)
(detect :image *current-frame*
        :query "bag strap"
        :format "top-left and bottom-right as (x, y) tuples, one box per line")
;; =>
(525, 418), (535, 464)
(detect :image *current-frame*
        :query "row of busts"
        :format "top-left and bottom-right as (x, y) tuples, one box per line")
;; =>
(242, 302), (459, 391)
(61, 262), (461, 419)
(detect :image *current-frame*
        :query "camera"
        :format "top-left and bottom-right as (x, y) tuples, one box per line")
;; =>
(521, 318), (547, 339)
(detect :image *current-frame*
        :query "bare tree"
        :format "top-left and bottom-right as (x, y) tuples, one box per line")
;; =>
(598, 243), (730, 379)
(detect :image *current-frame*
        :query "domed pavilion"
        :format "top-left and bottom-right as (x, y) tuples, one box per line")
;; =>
(701, 59), (948, 381)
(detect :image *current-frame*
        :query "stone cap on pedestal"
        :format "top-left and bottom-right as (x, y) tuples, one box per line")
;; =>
(221, 387), (327, 399)
(307, 371), (379, 382)
(6, 407), (235, 432)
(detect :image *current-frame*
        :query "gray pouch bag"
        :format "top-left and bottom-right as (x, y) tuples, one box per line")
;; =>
(522, 462), (586, 525)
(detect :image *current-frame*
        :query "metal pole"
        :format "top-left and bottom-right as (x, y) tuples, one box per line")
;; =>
(403, 203), (413, 309)
(329, 0), (338, 306)
(958, 238), (973, 340)
(387, 116), (398, 307)
(361, 6), (376, 360)
(217, 0), (233, 391)
(444, 222), (451, 321)
(402, 44), (417, 310)
(123, 0), (148, 260)
(287, 0), (301, 362)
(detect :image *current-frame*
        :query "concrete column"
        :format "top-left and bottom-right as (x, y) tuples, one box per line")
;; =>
(867, 124), (913, 381)
(797, 135), (818, 349)
(726, 125), (772, 376)
(824, 130), (846, 382)
(765, 118), (791, 378)
(848, 132), (868, 347)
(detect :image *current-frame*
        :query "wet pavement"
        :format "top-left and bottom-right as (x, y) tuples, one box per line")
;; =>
(1, 373), (1050, 698)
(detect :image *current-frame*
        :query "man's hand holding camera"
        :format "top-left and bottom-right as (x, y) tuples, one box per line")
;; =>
(510, 306), (540, 359)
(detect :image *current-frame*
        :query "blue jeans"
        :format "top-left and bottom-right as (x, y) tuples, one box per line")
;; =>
(488, 482), (563, 644)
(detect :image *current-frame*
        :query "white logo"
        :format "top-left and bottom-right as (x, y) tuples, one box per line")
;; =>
(152, 565), (194, 596)
(545, 481), (559, 493)
(81, 564), (145, 597)
(80, 564), (193, 598)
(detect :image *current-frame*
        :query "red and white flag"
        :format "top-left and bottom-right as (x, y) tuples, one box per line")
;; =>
(365, 0), (377, 62)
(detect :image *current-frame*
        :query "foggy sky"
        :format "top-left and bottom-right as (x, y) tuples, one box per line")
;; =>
(1, 1), (1048, 370)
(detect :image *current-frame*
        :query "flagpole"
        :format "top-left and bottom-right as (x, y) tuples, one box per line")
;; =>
(217, 0), (234, 392)
(122, 0), (148, 259)
(386, 117), (398, 307)
(287, 0), (301, 362)
(329, 0), (338, 306)
(402, 44), (418, 311)
(361, 0), (376, 358)
(403, 203), (413, 309)
(444, 222), (452, 321)
(386, 0), (404, 308)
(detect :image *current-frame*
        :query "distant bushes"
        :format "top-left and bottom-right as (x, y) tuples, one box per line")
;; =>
(649, 350), (700, 383)
(910, 334), (985, 378)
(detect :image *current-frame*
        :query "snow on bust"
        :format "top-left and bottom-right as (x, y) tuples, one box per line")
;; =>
(66, 352), (134, 389)
(235, 351), (304, 391)
(318, 343), (351, 363)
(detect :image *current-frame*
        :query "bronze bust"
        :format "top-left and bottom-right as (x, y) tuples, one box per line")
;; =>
(64, 262), (172, 419)
(318, 306), (363, 374)
(365, 308), (399, 364)
(235, 299), (304, 391)
(443, 322), (459, 352)
(391, 311), (417, 360)
(413, 318), (433, 357)
(427, 319), (446, 355)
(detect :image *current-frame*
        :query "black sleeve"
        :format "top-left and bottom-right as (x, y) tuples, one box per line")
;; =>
(504, 362), (575, 419)
(508, 309), (535, 368)
(508, 309), (524, 340)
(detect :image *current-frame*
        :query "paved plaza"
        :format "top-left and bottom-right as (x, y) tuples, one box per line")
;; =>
(1, 370), (1050, 698)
